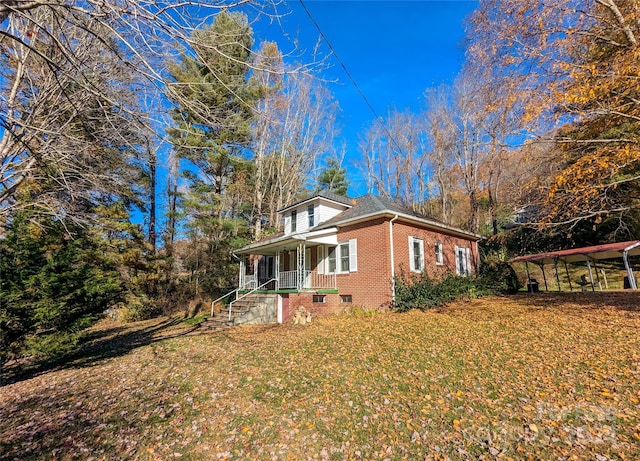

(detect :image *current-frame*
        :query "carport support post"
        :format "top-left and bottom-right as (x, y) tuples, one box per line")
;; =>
(525, 262), (532, 292)
(564, 261), (573, 291)
(586, 260), (596, 292)
(591, 258), (602, 291)
(540, 263), (549, 292)
(554, 257), (562, 292)
(623, 246), (638, 290)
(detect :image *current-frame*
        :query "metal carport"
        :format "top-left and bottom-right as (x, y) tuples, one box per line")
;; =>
(509, 241), (640, 292)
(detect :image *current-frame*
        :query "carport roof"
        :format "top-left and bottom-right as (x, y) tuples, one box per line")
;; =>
(509, 241), (640, 265)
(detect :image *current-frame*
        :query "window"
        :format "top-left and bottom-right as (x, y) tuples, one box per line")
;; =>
(291, 210), (297, 233)
(328, 246), (336, 273)
(409, 237), (424, 272)
(340, 295), (352, 303)
(340, 242), (350, 272)
(326, 240), (357, 274)
(455, 246), (471, 276)
(435, 241), (443, 265)
(308, 205), (315, 227)
(313, 294), (326, 303)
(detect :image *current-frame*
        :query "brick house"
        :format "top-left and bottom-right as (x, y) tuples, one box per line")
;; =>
(233, 191), (481, 323)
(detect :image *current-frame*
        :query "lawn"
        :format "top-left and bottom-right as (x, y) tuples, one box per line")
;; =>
(1, 293), (639, 460)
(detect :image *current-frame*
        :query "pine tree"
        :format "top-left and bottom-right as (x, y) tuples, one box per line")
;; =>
(317, 157), (349, 196)
(166, 12), (256, 297)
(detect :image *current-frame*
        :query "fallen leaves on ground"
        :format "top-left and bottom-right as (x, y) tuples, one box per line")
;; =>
(1, 292), (639, 460)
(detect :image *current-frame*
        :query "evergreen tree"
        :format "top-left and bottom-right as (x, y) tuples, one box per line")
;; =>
(166, 12), (256, 297)
(317, 157), (349, 196)
(0, 211), (125, 365)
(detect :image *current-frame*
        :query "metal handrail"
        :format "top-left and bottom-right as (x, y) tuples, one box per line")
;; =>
(229, 278), (276, 320)
(210, 288), (239, 318)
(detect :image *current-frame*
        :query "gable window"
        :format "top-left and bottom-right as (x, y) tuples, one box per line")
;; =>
(455, 246), (471, 276)
(409, 236), (425, 273)
(308, 205), (315, 227)
(291, 210), (297, 233)
(435, 241), (443, 265)
(326, 240), (357, 274)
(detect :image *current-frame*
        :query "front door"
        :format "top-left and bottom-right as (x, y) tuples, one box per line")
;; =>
(259, 256), (275, 285)
(304, 248), (311, 288)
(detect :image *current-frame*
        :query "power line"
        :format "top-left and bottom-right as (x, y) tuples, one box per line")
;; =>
(297, 0), (407, 156)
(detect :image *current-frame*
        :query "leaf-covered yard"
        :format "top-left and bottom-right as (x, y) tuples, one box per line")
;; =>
(1, 293), (639, 460)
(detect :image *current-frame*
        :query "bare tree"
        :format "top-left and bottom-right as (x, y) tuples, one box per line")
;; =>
(0, 0), (282, 222)
(0, 10), (146, 221)
(359, 110), (431, 213)
(251, 43), (340, 237)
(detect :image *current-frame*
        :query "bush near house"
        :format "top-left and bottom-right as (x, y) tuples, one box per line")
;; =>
(393, 262), (520, 312)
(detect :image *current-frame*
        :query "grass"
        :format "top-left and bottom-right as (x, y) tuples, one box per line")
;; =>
(1, 293), (639, 460)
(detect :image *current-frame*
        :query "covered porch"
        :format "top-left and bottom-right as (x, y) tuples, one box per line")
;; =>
(238, 241), (337, 292)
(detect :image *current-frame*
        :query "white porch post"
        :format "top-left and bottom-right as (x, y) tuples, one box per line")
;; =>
(275, 252), (280, 291)
(239, 257), (245, 289)
(297, 243), (305, 290)
(254, 258), (259, 288)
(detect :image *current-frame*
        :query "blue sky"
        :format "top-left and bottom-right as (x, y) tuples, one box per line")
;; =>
(256, 0), (478, 194)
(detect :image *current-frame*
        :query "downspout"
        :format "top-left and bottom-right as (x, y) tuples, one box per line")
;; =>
(389, 215), (399, 302)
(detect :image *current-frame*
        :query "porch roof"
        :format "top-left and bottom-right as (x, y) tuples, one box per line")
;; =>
(234, 227), (338, 255)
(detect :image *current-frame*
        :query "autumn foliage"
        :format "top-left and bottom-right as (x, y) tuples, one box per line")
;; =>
(469, 0), (640, 233)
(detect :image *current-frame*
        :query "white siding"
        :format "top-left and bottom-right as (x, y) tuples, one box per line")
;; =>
(283, 198), (349, 234)
(317, 202), (347, 225)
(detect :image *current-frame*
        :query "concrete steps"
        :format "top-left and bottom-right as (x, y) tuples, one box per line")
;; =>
(200, 293), (277, 330)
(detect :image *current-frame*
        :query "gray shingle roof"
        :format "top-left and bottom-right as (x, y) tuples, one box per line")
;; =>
(315, 194), (435, 228)
(315, 193), (480, 240)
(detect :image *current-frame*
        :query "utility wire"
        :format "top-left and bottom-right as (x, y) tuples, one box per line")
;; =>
(298, 0), (407, 156)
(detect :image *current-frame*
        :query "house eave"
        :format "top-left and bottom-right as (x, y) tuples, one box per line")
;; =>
(234, 234), (306, 255)
(278, 196), (353, 213)
(326, 211), (482, 241)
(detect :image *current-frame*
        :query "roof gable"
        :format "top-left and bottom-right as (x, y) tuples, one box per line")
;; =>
(278, 190), (353, 213)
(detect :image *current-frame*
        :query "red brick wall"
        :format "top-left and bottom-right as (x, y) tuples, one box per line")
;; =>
(280, 217), (479, 320)
(391, 221), (478, 278)
(286, 292), (343, 317)
(334, 218), (394, 310)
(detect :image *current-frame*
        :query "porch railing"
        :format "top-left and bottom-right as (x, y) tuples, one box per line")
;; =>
(240, 270), (337, 291)
(278, 270), (336, 290)
(240, 273), (258, 290)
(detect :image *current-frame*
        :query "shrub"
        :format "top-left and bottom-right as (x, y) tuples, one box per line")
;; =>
(393, 272), (481, 312)
(478, 260), (521, 294)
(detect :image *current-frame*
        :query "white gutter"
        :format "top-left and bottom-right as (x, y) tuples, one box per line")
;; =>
(389, 214), (399, 302)
(623, 241), (640, 290)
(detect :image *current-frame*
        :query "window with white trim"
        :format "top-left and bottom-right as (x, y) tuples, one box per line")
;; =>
(327, 246), (336, 273)
(435, 241), (443, 265)
(409, 236), (425, 273)
(291, 210), (297, 233)
(455, 246), (472, 276)
(340, 241), (350, 272)
(308, 205), (315, 227)
(326, 239), (357, 274)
